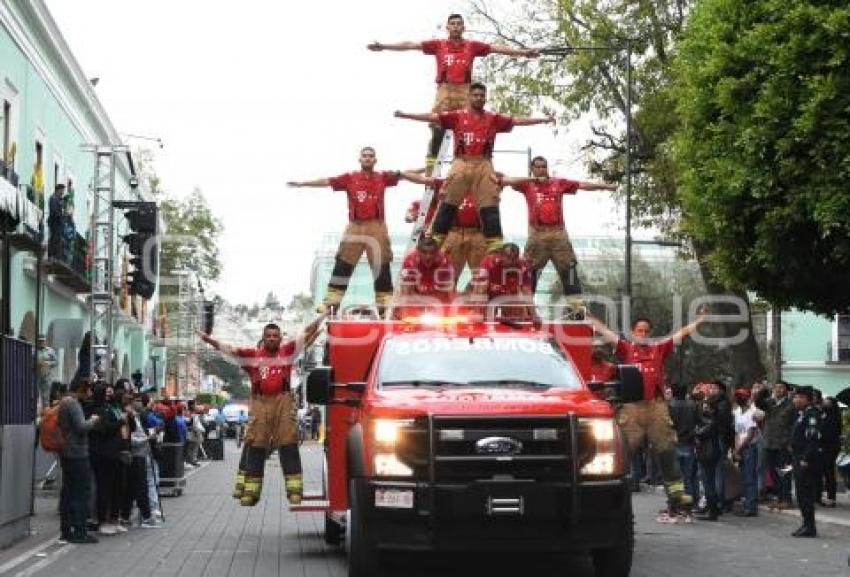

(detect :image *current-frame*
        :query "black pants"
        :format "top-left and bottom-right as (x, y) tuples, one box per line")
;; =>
(765, 448), (792, 502)
(59, 457), (91, 537)
(122, 456), (151, 521)
(91, 455), (122, 523)
(821, 445), (839, 501)
(794, 461), (819, 529)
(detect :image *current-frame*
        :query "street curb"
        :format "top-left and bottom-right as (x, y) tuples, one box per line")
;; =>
(638, 483), (850, 528)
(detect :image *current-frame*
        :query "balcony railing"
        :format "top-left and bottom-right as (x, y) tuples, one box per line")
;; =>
(0, 181), (43, 249)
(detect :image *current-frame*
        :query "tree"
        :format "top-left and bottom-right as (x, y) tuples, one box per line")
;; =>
(470, 0), (765, 384)
(674, 0), (850, 316)
(159, 188), (223, 284)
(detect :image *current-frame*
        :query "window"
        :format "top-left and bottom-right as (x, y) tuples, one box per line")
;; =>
(836, 315), (850, 362)
(1, 99), (11, 179)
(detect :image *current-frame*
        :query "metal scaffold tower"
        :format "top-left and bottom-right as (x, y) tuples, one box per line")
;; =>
(85, 144), (128, 383)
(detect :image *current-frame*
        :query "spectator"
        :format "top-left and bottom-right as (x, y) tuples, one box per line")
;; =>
(819, 396), (841, 507)
(122, 395), (161, 527)
(713, 380), (735, 511)
(695, 395), (723, 521)
(89, 384), (128, 536)
(668, 383), (700, 502)
(310, 405), (322, 441)
(733, 387), (764, 517)
(47, 183), (65, 259)
(35, 335), (58, 413)
(754, 380), (796, 509)
(57, 380), (100, 543)
(72, 332), (94, 387)
(185, 406), (204, 467)
(139, 394), (164, 519)
(61, 198), (76, 265)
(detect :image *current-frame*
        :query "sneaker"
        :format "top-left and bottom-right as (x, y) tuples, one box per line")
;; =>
(98, 523), (118, 536)
(140, 517), (162, 529)
(113, 523), (128, 533)
(118, 518), (131, 528)
(67, 533), (99, 544)
(57, 533), (70, 544)
(153, 510), (164, 520)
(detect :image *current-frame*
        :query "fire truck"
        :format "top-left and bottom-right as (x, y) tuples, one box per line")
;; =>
(299, 308), (643, 577)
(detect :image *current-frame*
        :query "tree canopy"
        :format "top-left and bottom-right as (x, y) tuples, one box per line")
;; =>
(674, 0), (850, 316)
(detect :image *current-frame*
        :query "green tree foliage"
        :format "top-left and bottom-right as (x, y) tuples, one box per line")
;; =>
(159, 188), (223, 284)
(675, 0), (850, 316)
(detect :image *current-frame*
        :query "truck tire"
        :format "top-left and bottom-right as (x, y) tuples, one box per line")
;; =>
(348, 479), (379, 577)
(591, 505), (634, 577)
(324, 513), (343, 546)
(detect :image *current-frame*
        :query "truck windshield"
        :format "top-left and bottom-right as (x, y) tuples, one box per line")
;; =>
(377, 336), (582, 389)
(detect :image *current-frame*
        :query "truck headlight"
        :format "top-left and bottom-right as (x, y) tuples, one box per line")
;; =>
(373, 418), (414, 446)
(579, 418), (620, 476)
(374, 453), (413, 476)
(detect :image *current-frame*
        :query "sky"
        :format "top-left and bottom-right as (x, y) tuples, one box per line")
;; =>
(45, 0), (629, 306)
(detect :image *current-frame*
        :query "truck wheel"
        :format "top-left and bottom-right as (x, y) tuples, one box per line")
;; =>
(324, 513), (343, 546)
(348, 479), (379, 577)
(591, 506), (634, 577)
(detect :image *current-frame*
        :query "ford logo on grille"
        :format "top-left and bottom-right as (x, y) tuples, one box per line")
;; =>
(475, 436), (523, 455)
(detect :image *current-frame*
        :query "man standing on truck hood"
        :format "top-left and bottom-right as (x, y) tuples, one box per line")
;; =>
(200, 317), (324, 507)
(589, 311), (707, 519)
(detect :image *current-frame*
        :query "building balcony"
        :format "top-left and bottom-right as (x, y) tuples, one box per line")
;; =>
(0, 180), (43, 251)
(0, 159), (20, 188)
(43, 232), (90, 292)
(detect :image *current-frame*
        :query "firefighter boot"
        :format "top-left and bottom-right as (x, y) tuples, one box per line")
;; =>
(285, 474), (304, 506)
(240, 476), (263, 507)
(232, 470), (246, 500)
(665, 479), (693, 512)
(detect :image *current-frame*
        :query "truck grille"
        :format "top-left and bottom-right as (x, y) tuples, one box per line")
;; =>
(394, 415), (594, 483)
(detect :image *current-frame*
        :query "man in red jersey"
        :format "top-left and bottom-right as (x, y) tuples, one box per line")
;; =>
(589, 312), (708, 517)
(499, 156), (617, 295)
(398, 236), (455, 306)
(200, 318), (324, 507)
(403, 171), (487, 284)
(471, 242), (535, 320)
(368, 13), (538, 170)
(395, 83), (553, 253)
(289, 147), (415, 313)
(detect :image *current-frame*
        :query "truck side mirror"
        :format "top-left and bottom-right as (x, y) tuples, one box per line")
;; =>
(306, 366), (334, 405)
(616, 365), (644, 403)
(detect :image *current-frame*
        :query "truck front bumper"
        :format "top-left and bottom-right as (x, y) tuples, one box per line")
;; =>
(359, 477), (631, 552)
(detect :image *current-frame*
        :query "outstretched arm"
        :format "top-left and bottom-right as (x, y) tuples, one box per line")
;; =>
(287, 178), (332, 188)
(489, 45), (539, 58)
(577, 180), (618, 192)
(586, 314), (620, 346)
(670, 313), (707, 344)
(294, 314), (327, 352)
(401, 170), (433, 186)
(513, 115), (556, 127)
(198, 332), (236, 356)
(493, 174), (534, 187)
(395, 110), (440, 124)
(367, 41), (423, 52)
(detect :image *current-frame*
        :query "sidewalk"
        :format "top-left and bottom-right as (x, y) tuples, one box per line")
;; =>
(0, 441), (333, 577)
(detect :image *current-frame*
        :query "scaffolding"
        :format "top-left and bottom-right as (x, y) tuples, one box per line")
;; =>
(83, 144), (128, 383)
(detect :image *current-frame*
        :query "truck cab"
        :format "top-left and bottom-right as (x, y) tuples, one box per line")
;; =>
(305, 310), (640, 577)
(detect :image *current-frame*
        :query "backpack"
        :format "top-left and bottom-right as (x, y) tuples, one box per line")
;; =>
(40, 404), (66, 453)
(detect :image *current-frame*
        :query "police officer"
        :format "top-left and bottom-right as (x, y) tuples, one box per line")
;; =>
(790, 385), (822, 537)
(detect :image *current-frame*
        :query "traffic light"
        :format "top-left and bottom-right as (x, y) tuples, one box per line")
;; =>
(202, 300), (215, 335)
(120, 202), (159, 300)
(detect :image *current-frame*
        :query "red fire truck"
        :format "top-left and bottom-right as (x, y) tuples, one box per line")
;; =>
(301, 309), (642, 577)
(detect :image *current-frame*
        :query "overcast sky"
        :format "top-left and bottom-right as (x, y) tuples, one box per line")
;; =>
(45, 0), (629, 306)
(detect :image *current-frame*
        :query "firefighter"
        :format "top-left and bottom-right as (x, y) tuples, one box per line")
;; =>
(498, 156), (617, 296)
(471, 242), (535, 320)
(288, 147), (416, 313)
(368, 13), (538, 173)
(199, 317), (324, 507)
(790, 385), (822, 537)
(403, 171), (487, 284)
(588, 312), (707, 519)
(395, 83), (554, 253)
(397, 236), (456, 315)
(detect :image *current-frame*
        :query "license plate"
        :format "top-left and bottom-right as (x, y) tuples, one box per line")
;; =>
(374, 489), (414, 509)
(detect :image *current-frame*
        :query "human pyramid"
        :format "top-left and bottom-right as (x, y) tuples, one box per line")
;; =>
(287, 13), (617, 317)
